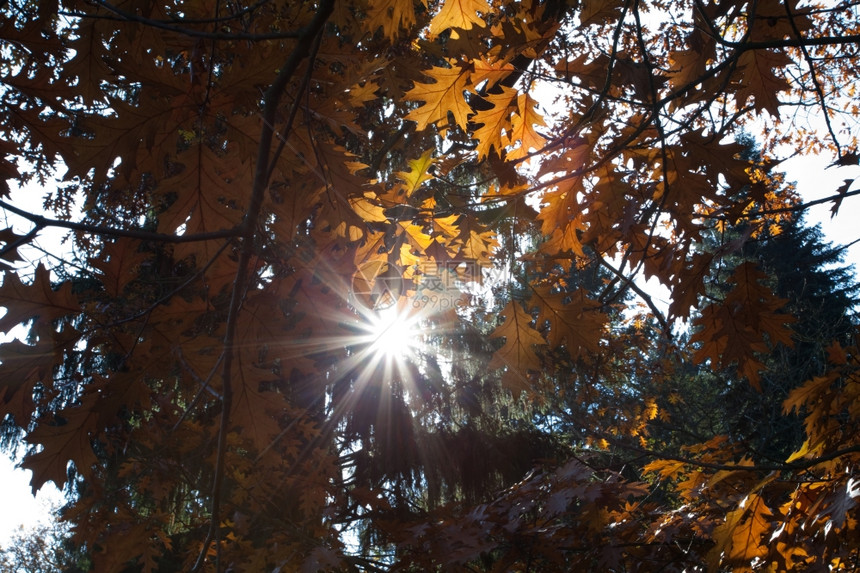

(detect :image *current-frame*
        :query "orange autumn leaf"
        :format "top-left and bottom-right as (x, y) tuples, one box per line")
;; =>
(405, 61), (473, 131)
(507, 92), (547, 161)
(428, 0), (491, 36)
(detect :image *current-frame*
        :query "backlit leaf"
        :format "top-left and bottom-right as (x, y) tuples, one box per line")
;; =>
(405, 62), (473, 131)
(428, 0), (491, 36)
(489, 301), (546, 397)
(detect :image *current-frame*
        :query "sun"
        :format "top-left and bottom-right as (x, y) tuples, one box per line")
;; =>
(365, 306), (422, 362)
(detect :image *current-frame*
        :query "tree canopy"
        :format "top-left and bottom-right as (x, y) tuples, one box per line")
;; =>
(1, 0), (859, 571)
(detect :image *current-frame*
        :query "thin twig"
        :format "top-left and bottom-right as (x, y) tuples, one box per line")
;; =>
(782, 0), (842, 157)
(86, 0), (304, 41)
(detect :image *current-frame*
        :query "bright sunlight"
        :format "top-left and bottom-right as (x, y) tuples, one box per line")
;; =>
(364, 306), (422, 362)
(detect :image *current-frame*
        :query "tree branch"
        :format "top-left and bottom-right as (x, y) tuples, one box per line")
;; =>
(0, 199), (242, 243)
(709, 182), (860, 218)
(637, 443), (860, 474)
(86, 0), (305, 41)
(597, 255), (671, 336)
(192, 0), (335, 570)
(782, 0), (843, 157)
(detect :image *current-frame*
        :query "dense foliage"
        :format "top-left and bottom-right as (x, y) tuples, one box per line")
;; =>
(1, 0), (859, 570)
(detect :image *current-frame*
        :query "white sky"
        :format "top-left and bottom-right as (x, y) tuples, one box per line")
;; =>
(784, 154), (860, 265)
(0, 455), (63, 546)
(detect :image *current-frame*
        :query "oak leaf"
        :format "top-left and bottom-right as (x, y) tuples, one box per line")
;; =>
(0, 336), (60, 422)
(0, 263), (79, 333)
(489, 301), (546, 397)
(0, 227), (27, 262)
(70, 95), (180, 186)
(350, 194), (388, 223)
(507, 93), (547, 161)
(90, 239), (149, 297)
(231, 382), (290, 452)
(693, 261), (796, 389)
(365, 0), (417, 40)
(540, 215), (586, 258)
(155, 143), (248, 236)
(472, 86), (516, 159)
(399, 221), (434, 251)
(782, 375), (834, 415)
(428, 0), (491, 36)
(532, 286), (606, 358)
(61, 18), (116, 103)
(432, 213), (461, 244)
(707, 493), (773, 570)
(452, 217), (498, 262)
(470, 57), (516, 89)
(748, 0), (812, 41)
(643, 458), (687, 480)
(394, 149), (436, 198)
(267, 178), (313, 242)
(829, 178), (855, 217)
(405, 62), (474, 131)
(22, 404), (99, 493)
(579, 0), (623, 26)
(667, 49), (706, 93)
(733, 49), (792, 116)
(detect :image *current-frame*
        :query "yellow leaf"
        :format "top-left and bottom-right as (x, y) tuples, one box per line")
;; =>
(786, 439), (811, 463)
(644, 397), (658, 420)
(453, 217), (497, 263)
(432, 213), (461, 243)
(349, 194), (388, 223)
(472, 86), (516, 159)
(710, 494), (773, 568)
(507, 93), (547, 161)
(405, 62), (473, 131)
(398, 221), (433, 251)
(395, 149), (435, 197)
(461, 228), (497, 260)
(540, 215), (586, 257)
(399, 243), (422, 271)
(428, 0), (491, 37)
(643, 458), (687, 479)
(470, 57), (515, 90)
(347, 81), (379, 107)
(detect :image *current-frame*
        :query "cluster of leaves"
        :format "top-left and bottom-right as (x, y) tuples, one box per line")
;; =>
(1, 0), (860, 571)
